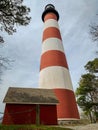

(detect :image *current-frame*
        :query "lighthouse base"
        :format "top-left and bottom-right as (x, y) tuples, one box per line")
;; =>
(53, 88), (80, 120)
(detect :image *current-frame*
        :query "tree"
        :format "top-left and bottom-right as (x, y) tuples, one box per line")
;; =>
(0, 0), (31, 43)
(90, 24), (98, 42)
(90, 24), (98, 54)
(0, 36), (4, 43)
(76, 58), (98, 123)
(0, 56), (11, 82)
(85, 58), (98, 73)
(0, 0), (31, 81)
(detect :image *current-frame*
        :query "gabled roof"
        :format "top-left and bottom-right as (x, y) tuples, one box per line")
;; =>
(3, 87), (59, 104)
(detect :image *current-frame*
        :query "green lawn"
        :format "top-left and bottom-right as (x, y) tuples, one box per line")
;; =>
(0, 125), (73, 130)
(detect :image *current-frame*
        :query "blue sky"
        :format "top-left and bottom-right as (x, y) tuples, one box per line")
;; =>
(0, 0), (98, 114)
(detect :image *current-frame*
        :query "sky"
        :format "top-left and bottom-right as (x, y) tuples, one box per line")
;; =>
(0, 0), (98, 115)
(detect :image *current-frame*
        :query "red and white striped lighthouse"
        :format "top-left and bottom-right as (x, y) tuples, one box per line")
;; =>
(39, 4), (80, 120)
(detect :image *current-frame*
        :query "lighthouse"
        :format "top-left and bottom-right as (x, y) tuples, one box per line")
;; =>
(39, 4), (80, 120)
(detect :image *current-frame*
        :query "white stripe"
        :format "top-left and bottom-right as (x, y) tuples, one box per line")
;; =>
(58, 118), (79, 121)
(42, 38), (65, 54)
(44, 19), (59, 30)
(39, 66), (73, 90)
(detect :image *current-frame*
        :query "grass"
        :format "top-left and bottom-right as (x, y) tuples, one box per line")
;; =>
(0, 124), (73, 130)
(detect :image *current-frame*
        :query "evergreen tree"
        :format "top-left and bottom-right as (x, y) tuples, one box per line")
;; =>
(76, 58), (98, 123)
(0, 0), (31, 81)
(0, 0), (31, 43)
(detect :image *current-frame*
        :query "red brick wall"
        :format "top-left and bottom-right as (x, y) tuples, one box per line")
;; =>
(54, 89), (80, 119)
(2, 104), (57, 125)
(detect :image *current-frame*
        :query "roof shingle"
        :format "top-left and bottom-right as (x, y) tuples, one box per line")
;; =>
(3, 87), (59, 104)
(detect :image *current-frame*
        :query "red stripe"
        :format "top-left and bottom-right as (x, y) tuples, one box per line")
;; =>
(40, 50), (68, 70)
(53, 89), (80, 119)
(42, 27), (62, 42)
(44, 13), (57, 21)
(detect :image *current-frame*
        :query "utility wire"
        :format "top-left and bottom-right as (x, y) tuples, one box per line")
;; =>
(0, 107), (36, 115)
